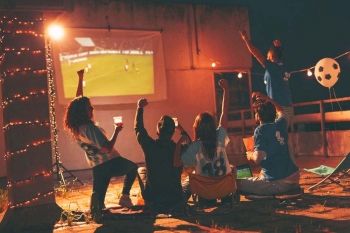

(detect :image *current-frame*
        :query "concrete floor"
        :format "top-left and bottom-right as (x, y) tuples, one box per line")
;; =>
(1, 156), (350, 233)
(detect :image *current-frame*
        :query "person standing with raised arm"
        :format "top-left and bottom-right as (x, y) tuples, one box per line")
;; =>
(64, 69), (138, 222)
(240, 30), (293, 122)
(240, 30), (296, 164)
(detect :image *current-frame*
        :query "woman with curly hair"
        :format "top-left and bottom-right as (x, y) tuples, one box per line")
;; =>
(64, 70), (137, 222)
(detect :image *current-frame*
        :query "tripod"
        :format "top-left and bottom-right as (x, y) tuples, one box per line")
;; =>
(52, 156), (84, 186)
(45, 37), (83, 186)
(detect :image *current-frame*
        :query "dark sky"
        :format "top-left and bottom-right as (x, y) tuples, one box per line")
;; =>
(167, 0), (350, 103)
(244, 0), (350, 103)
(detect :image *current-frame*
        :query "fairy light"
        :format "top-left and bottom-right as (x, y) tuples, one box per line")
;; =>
(7, 170), (52, 188)
(8, 191), (54, 209)
(2, 68), (47, 78)
(4, 139), (52, 159)
(287, 50), (350, 78)
(1, 15), (58, 209)
(211, 62), (217, 68)
(3, 48), (44, 55)
(46, 31), (63, 182)
(307, 69), (313, 77)
(237, 72), (243, 79)
(3, 120), (50, 131)
(2, 89), (47, 108)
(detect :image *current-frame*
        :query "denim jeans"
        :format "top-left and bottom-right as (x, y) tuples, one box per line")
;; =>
(92, 156), (137, 207)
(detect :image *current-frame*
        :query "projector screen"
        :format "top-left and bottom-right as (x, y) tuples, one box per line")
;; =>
(51, 28), (166, 105)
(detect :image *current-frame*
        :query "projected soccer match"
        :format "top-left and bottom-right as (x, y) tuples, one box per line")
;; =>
(51, 28), (166, 104)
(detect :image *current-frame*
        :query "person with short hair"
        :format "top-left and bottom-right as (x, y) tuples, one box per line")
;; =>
(135, 98), (186, 214)
(237, 92), (300, 196)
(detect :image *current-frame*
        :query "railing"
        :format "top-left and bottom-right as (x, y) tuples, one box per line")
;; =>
(227, 96), (350, 157)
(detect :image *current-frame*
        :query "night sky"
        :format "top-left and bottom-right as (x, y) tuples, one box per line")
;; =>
(244, 0), (350, 103)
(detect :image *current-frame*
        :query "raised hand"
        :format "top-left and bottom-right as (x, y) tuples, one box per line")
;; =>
(137, 98), (148, 108)
(77, 69), (84, 78)
(114, 124), (123, 133)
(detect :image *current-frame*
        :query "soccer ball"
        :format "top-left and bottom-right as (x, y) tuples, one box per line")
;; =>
(314, 58), (340, 88)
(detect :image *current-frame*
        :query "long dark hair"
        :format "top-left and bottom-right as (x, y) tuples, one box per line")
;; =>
(193, 112), (217, 160)
(64, 96), (93, 137)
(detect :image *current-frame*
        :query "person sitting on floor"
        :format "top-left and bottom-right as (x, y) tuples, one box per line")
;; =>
(177, 79), (234, 206)
(237, 92), (300, 196)
(134, 98), (188, 214)
(64, 69), (138, 222)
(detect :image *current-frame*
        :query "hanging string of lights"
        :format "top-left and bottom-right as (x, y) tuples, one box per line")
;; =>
(2, 89), (48, 108)
(1, 15), (57, 208)
(3, 120), (50, 131)
(287, 50), (350, 78)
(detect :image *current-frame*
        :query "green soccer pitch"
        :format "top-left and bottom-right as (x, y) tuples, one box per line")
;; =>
(60, 54), (154, 98)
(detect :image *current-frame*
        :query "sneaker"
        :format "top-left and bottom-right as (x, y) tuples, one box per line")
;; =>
(118, 194), (133, 208)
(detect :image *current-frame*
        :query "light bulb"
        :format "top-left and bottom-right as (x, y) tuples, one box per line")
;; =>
(47, 24), (64, 41)
(307, 69), (313, 77)
(237, 72), (243, 79)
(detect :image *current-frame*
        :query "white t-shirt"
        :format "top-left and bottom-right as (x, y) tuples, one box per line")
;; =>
(77, 123), (120, 167)
(181, 127), (231, 176)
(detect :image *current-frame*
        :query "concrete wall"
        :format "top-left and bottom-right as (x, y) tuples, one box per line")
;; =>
(26, 1), (250, 171)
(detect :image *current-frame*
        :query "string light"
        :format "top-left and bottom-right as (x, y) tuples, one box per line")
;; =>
(237, 72), (243, 79)
(46, 35), (63, 181)
(287, 50), (350, 78)
(8, 191), (54, 209)
(211, 62), (217, 68)
(7, 171), (52, 188)
(307, 69), (313, 77)
(4, 139), (52, 159)
(2, 68), (47, 78)
(1, 15), (58, 209)
(3, 48), (44, 55)
(1, 30), (43, 37)
(3, 120), (50, 131)
(2, 89), (47, 108)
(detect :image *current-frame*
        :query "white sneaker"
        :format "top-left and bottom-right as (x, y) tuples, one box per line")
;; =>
(118, 195), (133, 208)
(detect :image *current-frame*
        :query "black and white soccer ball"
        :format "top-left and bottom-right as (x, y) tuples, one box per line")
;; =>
(314, 58), (340, 88)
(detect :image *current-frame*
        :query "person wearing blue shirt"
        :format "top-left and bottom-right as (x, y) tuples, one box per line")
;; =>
(237, 92), (300, 195)
(240, 30), (295, 164)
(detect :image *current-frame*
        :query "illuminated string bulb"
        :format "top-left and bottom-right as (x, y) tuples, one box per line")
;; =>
(4, 48), (43, 55)
(4, 139), (51, 159)
(3, 120), (50, 131)
(2, 68), (47, 78)
(15, 30), (43, 37)
(307, 69), (313, 77)
(237, 72), (243, 79)
(211, 62), (217, 68)
(8, 191), (54, 209)
(7, 171), (52, 187)
(2, 89), (48, 108)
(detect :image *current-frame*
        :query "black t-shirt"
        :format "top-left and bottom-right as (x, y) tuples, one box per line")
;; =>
(135, 108), (183, 206)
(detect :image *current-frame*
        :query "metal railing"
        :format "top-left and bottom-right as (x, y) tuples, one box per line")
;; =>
(227, 96), (350, 157)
